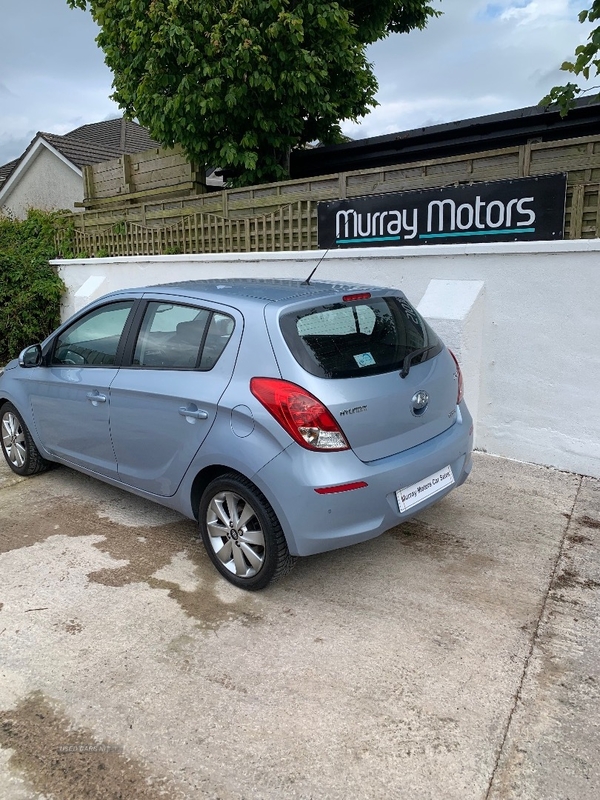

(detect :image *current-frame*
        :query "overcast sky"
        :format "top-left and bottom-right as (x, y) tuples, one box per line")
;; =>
(0, 0), (595, 166)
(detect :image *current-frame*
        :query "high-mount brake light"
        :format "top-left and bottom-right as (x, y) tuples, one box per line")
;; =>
(448, 349), (464, 405)
(250, 377), (349, 451)
(343, 292), (371, 302)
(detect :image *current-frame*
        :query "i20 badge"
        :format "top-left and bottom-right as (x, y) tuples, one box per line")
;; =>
(411, 390), (429, 417)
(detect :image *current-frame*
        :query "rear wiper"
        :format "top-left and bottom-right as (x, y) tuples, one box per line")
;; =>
(400, 345), (438, 379)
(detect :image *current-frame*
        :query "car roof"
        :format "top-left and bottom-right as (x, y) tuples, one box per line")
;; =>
(113, 278), (392, 306)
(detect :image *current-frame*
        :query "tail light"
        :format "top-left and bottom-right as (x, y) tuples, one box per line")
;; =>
(250, 377), (349, 451)
(448, 350), (464, 405)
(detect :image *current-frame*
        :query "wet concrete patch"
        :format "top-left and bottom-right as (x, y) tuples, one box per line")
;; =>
(0, 485), (262, 630)
(554, 567), (600, 591)
(389, 516), (468, 552)
(85, 510), (263, 630)
(0, 692), (179, 799)
(63, 619), (84, 635)
(578, 514), (600, 529)
(568, 532), (593, 545)
(0, 489), (136, 563)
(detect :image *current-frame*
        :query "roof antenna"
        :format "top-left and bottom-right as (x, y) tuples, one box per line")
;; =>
(303, 248), (330, 285)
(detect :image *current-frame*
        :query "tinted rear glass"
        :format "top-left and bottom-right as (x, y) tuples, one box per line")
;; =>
(280, 296), (441, 379)
(131, 302), (234, 370)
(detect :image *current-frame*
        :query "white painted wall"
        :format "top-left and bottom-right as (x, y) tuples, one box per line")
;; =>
(417, 279), (485, 437)
(51, 240), (600, 478)
(1, 147), (83, 219)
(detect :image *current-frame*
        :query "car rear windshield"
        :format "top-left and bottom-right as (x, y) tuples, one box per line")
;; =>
(280, 296), (442, 379)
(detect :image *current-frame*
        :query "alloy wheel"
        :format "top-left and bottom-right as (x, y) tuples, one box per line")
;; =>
(205, 490), (266, 578)
(1, 411), (26, 469)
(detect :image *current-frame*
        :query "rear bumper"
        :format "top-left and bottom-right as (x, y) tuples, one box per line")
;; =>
(255, 402), (474, 557)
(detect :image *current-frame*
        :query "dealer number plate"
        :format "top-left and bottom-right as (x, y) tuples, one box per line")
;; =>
(396, 466), (455, 512)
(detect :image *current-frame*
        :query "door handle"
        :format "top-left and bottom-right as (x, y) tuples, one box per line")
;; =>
(86, 391), (107, 404)
(179, 406), (209, 420)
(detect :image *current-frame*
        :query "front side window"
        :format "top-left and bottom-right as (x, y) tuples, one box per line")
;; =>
(52, 301), (134, 366)
(132, 302), (234, 370)
(280, 296), (441, 379)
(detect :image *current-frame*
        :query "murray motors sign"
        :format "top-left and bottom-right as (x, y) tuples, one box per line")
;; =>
(317, 174), (566, 249)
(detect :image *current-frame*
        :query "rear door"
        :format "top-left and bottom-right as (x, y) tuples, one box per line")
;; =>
(273, 293), (459, 462)
(108, 295), (241, 496)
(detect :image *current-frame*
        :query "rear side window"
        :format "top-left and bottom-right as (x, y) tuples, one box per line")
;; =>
(132, 302), (234, 370)
(280, 296), (441, 379)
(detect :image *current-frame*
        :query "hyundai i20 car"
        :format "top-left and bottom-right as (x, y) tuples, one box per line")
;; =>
(0, 279), (473, 589)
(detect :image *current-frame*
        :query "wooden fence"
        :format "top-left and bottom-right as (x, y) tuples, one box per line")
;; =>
(68, 201), (315, 256)
(57, 134), (600, 256)
(80, 144), (206, 208)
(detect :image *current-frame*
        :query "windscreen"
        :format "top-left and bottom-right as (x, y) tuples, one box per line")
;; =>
(280, 296), (441, 379)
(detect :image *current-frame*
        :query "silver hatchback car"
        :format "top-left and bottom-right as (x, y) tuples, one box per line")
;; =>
(0, 279), (473, 589)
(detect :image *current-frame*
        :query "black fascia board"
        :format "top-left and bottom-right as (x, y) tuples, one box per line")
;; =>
(290, 98), (600, 179)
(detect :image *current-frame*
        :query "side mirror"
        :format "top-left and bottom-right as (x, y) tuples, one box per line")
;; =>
(19, 344), (43, 368)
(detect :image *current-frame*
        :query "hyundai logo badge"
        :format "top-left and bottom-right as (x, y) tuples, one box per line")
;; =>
(411, 390), (429, 416)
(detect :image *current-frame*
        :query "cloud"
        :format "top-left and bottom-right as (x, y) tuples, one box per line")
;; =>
(344, 0), (595, 139)
(500, 0), (573, 25)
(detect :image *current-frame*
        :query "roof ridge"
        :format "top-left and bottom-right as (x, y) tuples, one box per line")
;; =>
(0, 120), (161, 186)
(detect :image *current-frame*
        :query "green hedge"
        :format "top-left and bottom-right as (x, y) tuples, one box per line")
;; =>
(0, 210), (74, 365)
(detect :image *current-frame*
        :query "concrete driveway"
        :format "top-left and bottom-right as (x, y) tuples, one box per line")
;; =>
(0, 452), (598, 799)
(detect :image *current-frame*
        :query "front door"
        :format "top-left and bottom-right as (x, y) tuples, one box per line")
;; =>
(28, 300), (135, 476)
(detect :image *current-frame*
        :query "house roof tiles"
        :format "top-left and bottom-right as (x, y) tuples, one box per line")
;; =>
(0, 158), (20, 186)
(0, 118), (159, 189)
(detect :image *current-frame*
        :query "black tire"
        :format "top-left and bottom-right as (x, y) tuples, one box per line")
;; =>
(0, 402), (52, 476)
(198, 472), (296, 590)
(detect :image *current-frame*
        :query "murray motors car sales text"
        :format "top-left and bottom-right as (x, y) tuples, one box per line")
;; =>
(336, 194), (536, 241)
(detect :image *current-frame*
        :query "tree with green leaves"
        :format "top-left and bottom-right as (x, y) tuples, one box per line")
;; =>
(67, 1), (439, 185)
(542, 2), (600, 115)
